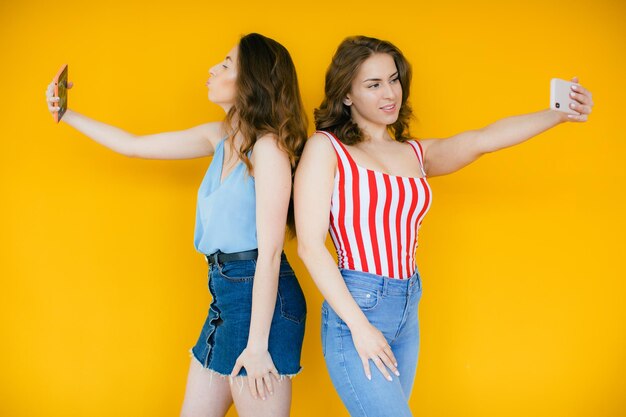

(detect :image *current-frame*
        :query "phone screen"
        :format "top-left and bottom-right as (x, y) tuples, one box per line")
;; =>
(55, 65), (68, 122)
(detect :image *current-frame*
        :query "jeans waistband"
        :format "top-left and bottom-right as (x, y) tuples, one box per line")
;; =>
(205, 249), (258, 266)
(340, 268), (421, 295)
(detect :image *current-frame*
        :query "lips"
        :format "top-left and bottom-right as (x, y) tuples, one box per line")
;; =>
(380, 104), (397, 112)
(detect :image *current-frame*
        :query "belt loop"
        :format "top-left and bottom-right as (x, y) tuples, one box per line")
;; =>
(212, 251), (221, 267)
(411, 271), (420, 292)
(382, 276), (388, 296)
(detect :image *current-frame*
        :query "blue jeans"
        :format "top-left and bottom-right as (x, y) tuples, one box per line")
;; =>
(322, 268), (423, 417)
(191, 253), (306, 376)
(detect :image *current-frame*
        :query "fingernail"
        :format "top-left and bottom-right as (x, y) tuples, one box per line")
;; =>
(572, 85), (578, 91)
(387, 375), (393, 381)
(570, 92), (575, 98)
(570, 103), (576, 108)
(367, 374), (372, 380)
(395, 371), (400, 376)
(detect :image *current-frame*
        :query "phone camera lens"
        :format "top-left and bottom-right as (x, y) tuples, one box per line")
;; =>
(555, 102), (560, 109)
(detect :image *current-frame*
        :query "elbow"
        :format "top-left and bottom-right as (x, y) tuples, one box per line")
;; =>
(257, 247), (284, 267)
(121, 135), (141, 158)
(474, 129), (496, 155)
(297, 241), (317, 265)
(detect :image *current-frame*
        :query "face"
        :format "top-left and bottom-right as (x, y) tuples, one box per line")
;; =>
(206, 44), (238, 110)
(344, 53), (402, 129)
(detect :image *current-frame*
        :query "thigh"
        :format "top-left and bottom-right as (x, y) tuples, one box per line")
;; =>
(323, 303), (413, 417)
(180, 358), (233, 417)
(391, 311), (420, 400)
(230, 375), (292, 417)
(392, 284), (422, 398)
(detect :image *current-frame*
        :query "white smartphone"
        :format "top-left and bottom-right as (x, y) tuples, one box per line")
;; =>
(550, 78), (578, 115)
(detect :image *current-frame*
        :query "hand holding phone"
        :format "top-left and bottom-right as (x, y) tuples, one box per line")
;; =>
(550, 78), (579, 115)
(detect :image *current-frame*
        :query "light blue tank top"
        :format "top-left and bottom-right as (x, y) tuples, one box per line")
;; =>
(194, 137), (257, 255)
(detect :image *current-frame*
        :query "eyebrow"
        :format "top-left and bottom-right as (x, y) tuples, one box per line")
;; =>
(225, 56), (232, 62)
(362, 71), (399, 83)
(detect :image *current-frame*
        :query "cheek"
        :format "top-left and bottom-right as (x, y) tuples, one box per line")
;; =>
(220, 76), (237, 99)
(210, 77), (237, 102)
(394, 84), (403, 99)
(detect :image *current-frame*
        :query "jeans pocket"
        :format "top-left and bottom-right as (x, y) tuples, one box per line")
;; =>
(348, 287), (380, 311)
(217, 260), (256, 281)
(278, 275), (307, 324)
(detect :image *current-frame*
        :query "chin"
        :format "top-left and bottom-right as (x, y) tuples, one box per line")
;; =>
(380, 115), (400, 126)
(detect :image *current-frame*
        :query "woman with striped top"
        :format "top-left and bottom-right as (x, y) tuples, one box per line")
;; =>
(294, 35), (593, 416)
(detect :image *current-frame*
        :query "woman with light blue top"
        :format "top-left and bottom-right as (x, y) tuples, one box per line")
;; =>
(46, 33), (308, 417)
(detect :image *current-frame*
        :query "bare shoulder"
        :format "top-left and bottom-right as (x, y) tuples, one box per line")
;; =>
(250, 133), (288, 161)
(253, 133), (281, 151)
(200, 121), (226, 148)
(302, 132), (336, 158)
(296, 132), (337, 176)
(414, 137), (437, 150)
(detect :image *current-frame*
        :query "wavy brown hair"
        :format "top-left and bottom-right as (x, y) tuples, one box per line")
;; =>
(222, 33), (308, 235)
(314, 36), (413, 145)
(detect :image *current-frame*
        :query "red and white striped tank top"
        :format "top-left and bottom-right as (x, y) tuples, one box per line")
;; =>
(320, 130), (432, 280)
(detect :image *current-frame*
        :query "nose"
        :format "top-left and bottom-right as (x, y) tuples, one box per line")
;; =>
(383, 82), (396, 100)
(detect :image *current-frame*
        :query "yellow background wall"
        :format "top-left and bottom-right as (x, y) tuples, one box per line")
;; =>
(1, 0), (625, 416)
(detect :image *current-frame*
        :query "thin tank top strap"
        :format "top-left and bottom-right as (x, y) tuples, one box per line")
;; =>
(316, 130), (353, 163)
(407, 140), (427, 177)
(214, 136), (227, 155)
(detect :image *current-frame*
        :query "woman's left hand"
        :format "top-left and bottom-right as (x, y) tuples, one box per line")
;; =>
(565, 77), (594, 122)
(231, 347), (280, 400)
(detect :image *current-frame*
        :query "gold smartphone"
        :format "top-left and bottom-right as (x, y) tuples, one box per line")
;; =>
(53, 64), (68, 123)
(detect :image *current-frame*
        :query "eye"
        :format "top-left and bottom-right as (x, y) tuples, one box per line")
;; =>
(390, 77), (400, 84)
(222, 64), (228, 69)
(368, 83), (380, 89)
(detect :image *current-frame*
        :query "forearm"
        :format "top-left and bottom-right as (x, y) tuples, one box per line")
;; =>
(298, 243), (369, 330)
(63, 109), (138, 156)
(246, 251), (283, 350)
(477, 109), (567, 153)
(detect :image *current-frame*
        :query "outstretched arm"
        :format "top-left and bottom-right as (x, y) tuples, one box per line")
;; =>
(420, 78), (594, 177)
(46, 81), (218, 160)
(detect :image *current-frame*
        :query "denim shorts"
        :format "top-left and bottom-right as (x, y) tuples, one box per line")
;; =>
(322, 268), (423, 416)
(191, 253), (306, 376)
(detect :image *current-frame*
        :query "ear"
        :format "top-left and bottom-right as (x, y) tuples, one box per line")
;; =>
(343, 95), (353, 106)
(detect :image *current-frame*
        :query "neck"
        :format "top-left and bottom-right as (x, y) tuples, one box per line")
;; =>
(357, 121), (392, 143)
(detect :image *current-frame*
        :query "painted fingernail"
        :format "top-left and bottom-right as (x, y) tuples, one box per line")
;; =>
(395, 370), (400, 376)
(570, 103), (576, 108)
(367, 374), (372, 380)
(570, 92), (575, 98)
(387, 375), (393, 381)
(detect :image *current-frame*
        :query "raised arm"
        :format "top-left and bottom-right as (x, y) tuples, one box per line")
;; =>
(46, 81), (217, 160)
(420, 78), (594, 177)
(229, 134), (292, 399)
(294, 133), (399, 381)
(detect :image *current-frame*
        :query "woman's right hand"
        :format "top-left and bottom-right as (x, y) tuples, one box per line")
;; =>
(350, 320), (400, 381)
(45, 80), (73, 116)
